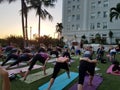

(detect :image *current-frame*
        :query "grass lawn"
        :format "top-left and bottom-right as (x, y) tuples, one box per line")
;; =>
(1, 53), (120, 90)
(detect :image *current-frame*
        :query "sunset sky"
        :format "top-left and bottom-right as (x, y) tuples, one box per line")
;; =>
(0, 0), (62, 39)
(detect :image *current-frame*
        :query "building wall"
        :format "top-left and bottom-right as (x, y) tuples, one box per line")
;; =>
(62, 0), (120, 44)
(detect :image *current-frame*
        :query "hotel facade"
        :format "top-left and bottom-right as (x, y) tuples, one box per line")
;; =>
(62, 0), (120, 44)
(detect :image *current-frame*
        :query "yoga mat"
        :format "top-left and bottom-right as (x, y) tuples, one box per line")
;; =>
(95, 67), (100, 71)
(20, 68), (53, 84)
(106, 65), (120, 75)
(48, 58), (56, 63)
(7, 65), (42, 75)
(0, 60), (15, 64)
(38, 72), (78, 90)
(2, 62), (27, 69)
(69, 75), (103, 90)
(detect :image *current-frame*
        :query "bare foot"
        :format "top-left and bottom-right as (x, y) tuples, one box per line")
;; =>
(44, 73), (47, 75)
(19, 70), (25, 77)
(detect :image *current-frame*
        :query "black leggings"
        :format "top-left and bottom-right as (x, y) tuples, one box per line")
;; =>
(28, 54), (45, 71)
(1, 54), (18, 66)
(51, 62), (69, 79)
(78, 61), (95, 85)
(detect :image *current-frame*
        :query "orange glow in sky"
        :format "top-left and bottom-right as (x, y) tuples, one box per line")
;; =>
(0, 0), (62, 39)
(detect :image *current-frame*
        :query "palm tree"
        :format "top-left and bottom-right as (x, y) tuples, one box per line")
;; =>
(110, 3), (120, 22)
(22, 0), (29, 46)
(0, 0), (29, 47)
(29, 0), (56, 38)
(56, 23), (63, 39)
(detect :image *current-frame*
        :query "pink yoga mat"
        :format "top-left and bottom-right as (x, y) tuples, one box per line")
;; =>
(106, 65), (120, 75)
(7, 65), (42, 75)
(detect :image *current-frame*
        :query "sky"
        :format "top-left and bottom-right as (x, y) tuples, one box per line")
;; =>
(0, 0), (63, 39)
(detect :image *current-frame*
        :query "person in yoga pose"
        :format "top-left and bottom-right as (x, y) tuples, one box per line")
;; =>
(6, 48), (33, 69)
(1, 49), (21, 66)
(78, 46), (97, 90)
(112, 60), (120, 73)
(50, 47), (59, 58)
(0, 66), (10, 90)
(47, 55), (70, 90)
(23, 50), (50, 80)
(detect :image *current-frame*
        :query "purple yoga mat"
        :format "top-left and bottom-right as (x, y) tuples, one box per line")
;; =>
(69, 75), (103, 90)
(7, 65), (42, 75)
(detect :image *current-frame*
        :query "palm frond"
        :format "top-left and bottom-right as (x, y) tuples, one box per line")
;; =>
(110, 7), (117, 12)
(110, 12), (119, 22)
(44, 9), (53, 21)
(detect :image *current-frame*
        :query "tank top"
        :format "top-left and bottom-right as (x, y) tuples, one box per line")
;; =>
(40, 52), (49, 60)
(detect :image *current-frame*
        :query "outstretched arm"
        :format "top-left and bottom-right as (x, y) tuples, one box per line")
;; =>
(80, 57), (97, 63)
(0, 66), (10, 90)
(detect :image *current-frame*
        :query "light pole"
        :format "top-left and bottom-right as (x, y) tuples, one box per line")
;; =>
(30, 26), (32, 40)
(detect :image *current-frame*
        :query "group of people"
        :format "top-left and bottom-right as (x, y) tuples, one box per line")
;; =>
(0, 43), (120, 90)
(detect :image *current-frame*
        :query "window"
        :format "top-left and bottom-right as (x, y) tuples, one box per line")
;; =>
(104, 3), (108, 7)
(76, 14), (80, 20)
(104, 0), (108, 2)
(98, 0), (101, 4)
(77, 5), (80, 10)
(90, 23), (95, 30)
(103, 22), (107, 29)
(103, 0), (108, 7)
(103, 11), (108, 18)
(97, 11), (101, 17)
(67, 9), (71, 13)
(72, 25), (75, 30)
(67, 7), (71, 13)
(97, 22), (101, 28)
(91, 12), (95, 19)
(102, 34), (107, 36)
(72, 5), (75, 10)
(68, 1), (71, 4)
(91, 2), (95, 9)
(67, 25), (70, 31)
(68, 16), (71, 22)
(72, 15), (75, 20)
(76, 24), (80, 30)
(98, 0), (101, 7)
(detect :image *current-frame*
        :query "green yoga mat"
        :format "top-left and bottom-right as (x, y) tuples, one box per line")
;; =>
(20, 68), (53, 84)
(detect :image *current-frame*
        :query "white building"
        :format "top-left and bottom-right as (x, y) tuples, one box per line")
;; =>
(62, 0), (120, 44)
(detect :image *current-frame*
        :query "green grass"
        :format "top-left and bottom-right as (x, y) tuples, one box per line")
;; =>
(1, 53), (120, 90)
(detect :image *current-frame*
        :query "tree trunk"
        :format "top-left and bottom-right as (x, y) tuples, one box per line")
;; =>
(38, 14), (40, 38)
(38, 3), (41, 39)
(25, 11), (28, 46)
(21, 0), (26, 47)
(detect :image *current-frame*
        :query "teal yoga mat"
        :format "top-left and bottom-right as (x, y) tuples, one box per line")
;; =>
(38, 72), (78, 90)
(20, 68), (53, 84)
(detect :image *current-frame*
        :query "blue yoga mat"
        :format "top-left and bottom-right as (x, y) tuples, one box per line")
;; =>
(38, 72), (78, 90)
